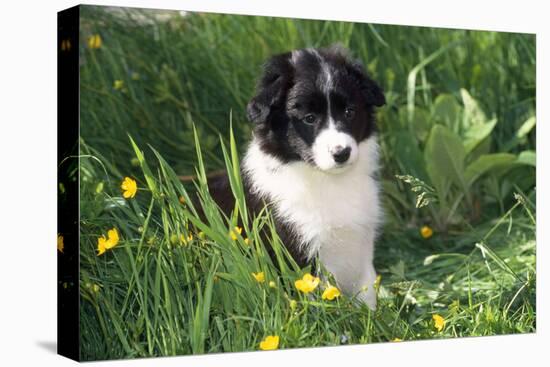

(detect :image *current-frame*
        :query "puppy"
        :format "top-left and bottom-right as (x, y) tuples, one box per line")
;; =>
(209, 45), (385, 309)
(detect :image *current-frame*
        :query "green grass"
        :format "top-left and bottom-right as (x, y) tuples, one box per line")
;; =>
(72, 6), (536, 361)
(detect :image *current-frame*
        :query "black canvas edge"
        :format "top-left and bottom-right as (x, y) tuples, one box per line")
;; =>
(58, 4), (81, 362)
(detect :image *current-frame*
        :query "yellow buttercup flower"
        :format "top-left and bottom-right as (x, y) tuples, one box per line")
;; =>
(88, 34), (102, 49)
(252, 272), (265, 283)
(432, 314), (445, 332)
(57, 234), (64, 253)
(294, 273), (320, 294)
(392, 338), (403, 342)
(97, 236), (107, 256)
(259, 335), (279, 351)
(121, 177), (137, 199)
(322, 285), (341, 301)
(180, 232), (193, 245)
(113, 80), (124, 90)
(105, 228), (119, 249)
(97, 227), (120, 256)
(420, 225), (433, 239)
(229, 226), (242, 240)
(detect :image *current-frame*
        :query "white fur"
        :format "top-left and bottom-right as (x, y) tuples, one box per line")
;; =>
(242, 136), (382, 309)
(311, 123), (358, 172)
(291, 50), (303, 65)
(309, 48), (333, 94)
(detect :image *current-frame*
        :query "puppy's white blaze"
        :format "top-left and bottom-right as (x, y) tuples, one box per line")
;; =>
(291, 49), (303, 65)
(321, 62), (333, 95)
(243, 136), (382, 309)
(311, 124), (358, 172)
(308, 48), (333, 94)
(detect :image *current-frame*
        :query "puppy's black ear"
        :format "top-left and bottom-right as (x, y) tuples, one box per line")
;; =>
(247, 52), (294, 124)
(348, 61), (385, 107)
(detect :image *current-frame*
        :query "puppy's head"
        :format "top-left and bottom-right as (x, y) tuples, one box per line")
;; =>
(247, 45), (385, 173)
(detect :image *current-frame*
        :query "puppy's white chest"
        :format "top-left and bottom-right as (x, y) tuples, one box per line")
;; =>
(243, 138), (381, 261)
(277, 172), (379, 259)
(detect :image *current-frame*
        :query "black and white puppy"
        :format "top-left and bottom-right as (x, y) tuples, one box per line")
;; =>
(210, 45), (385, 309)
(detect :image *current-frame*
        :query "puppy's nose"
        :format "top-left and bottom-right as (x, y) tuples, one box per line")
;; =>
(331, 145), (351, 164)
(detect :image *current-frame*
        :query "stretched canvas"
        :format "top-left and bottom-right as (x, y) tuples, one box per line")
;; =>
(58, 4), (536, 361)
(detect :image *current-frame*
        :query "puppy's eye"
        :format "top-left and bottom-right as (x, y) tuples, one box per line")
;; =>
(303, 114), (316, 125)
(344, 108), (355, 120)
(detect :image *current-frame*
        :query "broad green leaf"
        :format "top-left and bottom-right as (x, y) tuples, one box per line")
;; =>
(424, 124), (466, 191)
(432, 94), (461, 128)
(394, 131), (428, 181)
(389, 260), (406, 280)
(411, 109), (431, 143)
(501, 116), (536, 152)
(517, 150), (536, 167)
(463, 118), (497, 154)
(399, 106), (431, 142)
(468, 136), (492, 163)
(459, 89), (497, 154)
(464, 153), (516, 187)
(516, 116), (536, 139)
(461, 88), (487, 126)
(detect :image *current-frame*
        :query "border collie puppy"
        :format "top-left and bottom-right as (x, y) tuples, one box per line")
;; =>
(210, 45), (385, 309)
